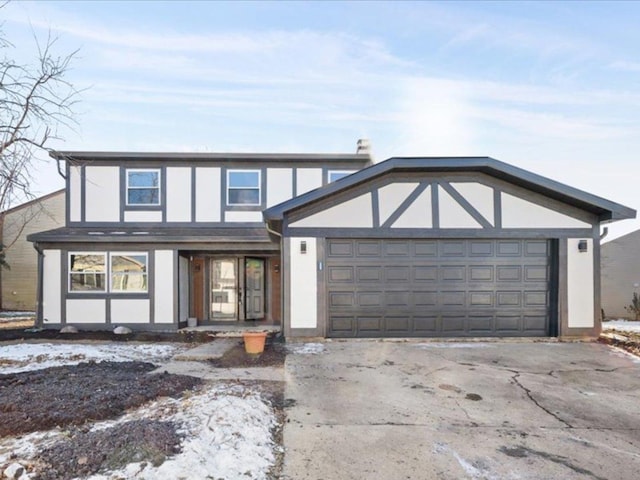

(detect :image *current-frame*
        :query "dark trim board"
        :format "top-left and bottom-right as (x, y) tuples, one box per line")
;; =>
(285, 227), (596, 239)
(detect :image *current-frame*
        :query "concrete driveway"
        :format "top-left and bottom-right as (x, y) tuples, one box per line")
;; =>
(283, 341), (640, 479)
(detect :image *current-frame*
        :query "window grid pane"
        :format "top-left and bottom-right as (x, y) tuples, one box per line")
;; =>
(127, 170), (161, 205)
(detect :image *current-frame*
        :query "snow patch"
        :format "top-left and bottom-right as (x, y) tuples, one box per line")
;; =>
(603, 320), (640, 333)
(0, 343), (183, 374)
(0, 383), (278, 480)
(86, 384), (277, 480)
(287, 343), (325, 354)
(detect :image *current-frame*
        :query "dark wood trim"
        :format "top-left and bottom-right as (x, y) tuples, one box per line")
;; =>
(371, 189), (380, 228)
(381, 183), (429, 228)
(440, 181), (493, 228)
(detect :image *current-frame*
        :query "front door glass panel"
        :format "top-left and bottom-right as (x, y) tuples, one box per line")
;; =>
(211, 258), (237, 321)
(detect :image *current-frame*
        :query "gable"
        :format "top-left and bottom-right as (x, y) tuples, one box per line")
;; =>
(284, 172), (596, 234)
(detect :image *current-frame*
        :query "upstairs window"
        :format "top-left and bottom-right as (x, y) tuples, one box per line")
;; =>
(127, 169), (160, 205)
(227, 170), (261, 205)
(328, 170), (355, 183)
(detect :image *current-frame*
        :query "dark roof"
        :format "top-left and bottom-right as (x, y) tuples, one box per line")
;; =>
(264, 156), (636, 223)
(49, 150), (371, 164)
(28, 227), (275, 244)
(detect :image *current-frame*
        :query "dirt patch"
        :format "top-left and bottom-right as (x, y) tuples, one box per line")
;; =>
(0, 327), (216, 343)
(599, 330), (640, 357)
(35, 419), (182, 480)
(208, 341), (287, 368)
(0, 361), (201, 438)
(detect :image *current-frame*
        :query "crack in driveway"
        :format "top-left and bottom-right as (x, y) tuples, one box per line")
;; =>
(510, 371), (574, 428)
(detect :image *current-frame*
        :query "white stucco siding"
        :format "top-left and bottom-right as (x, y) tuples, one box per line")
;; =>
(42, 249), (61, 324)
(450, 182), (494, 225)
(296, 168), (322, 195)
(66, 299), (106, 323)
(567, 239), (595, 328)
(224, 211), (263, 222)
(154, 250), (174, 324)
(124, 211), (163, 222)
(111, 299), (150, 324)
(378, 183), (420, 225)
(69, 166), (82, 222)
(290, 194), (372, 228)
(267, 168), (293, 207)
(502, 193), (590, 229)
(392, 186), (432, 228)
(166, 167), (192, 222)
(439, 186), (482, 228)
(195, 167), (221, 222)
(85, 166), (120, 222)
(290, 238), (317, 329)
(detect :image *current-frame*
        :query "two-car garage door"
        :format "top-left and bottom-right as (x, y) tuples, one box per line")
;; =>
(326, 239), (553, 338)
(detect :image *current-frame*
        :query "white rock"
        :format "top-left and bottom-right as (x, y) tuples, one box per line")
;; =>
(3, 463), (24, 479)
(60, 325), (78, 334)
(113, 326), (133, 335)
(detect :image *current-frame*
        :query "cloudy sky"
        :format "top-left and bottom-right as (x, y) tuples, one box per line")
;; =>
(3, 1), (639, 239)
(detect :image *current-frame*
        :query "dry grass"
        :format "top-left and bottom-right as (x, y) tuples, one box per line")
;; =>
(0, 318), (35, 330)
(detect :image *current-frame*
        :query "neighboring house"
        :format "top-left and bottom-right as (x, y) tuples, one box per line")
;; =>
(601, 229), (640, 319)
(1, 190), (65, 311)
(28, 149), (635, 339)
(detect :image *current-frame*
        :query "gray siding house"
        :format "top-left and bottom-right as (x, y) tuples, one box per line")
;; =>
(601, 229), (640, 319)
(1, 190), (65, 311)
(29, 150), (635, 339)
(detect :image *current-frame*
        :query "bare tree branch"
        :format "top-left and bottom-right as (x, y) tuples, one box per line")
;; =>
(0, 4), (80, 269)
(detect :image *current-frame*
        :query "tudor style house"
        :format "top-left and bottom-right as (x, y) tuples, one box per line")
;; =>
(29, 147), (635, 339)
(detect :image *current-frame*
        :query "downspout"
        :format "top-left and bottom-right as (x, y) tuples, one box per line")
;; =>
(600, 226), (609, 241)
(265, 221), (284, 340)
(34, 243), (44, 330)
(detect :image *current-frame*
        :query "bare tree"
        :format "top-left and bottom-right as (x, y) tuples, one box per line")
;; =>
(0, 10), (80, 268)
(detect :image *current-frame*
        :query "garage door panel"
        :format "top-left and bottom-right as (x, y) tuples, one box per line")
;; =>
(414, 316), (438, 332)
(358, 292), (382, 307)
(328, 266), (354, 283)
(330, 292), (354, 307)
(497, 265), (521, 281)
(384, 241), (410, 256)
(413, 291), (438, 306)
(470, 266), (493, 281)
(469, 241), (494, 257)
(357, 266), (381, 282)
(385, 266), (410, 282)
(469, 291), (493, 307)
(441, 241), (465, 256)
(442, 315), (465, 331)
(441, 266), (466, 281)
(356, 241), (381, 256)
(414, 241), (437, 256)
(468, 315), (493, 332)
(326, 239), (551, 338)
(414, 266), (438, 281)
(385, 291), (410, 306)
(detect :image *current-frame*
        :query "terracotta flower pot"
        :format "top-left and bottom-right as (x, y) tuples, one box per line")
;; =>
(243, 331), (267, 354)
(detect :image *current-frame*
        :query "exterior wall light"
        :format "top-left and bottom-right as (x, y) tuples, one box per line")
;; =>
(300, 241), (307, 254)
(578, 240), (588, 253)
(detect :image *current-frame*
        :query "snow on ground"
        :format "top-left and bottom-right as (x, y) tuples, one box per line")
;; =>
(87, 384), (278, 480)
(0, 383), (279, 480)
(603, 320), (640, 333)
(0, 343), (185, 374)
(287, 342), (325, 354)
